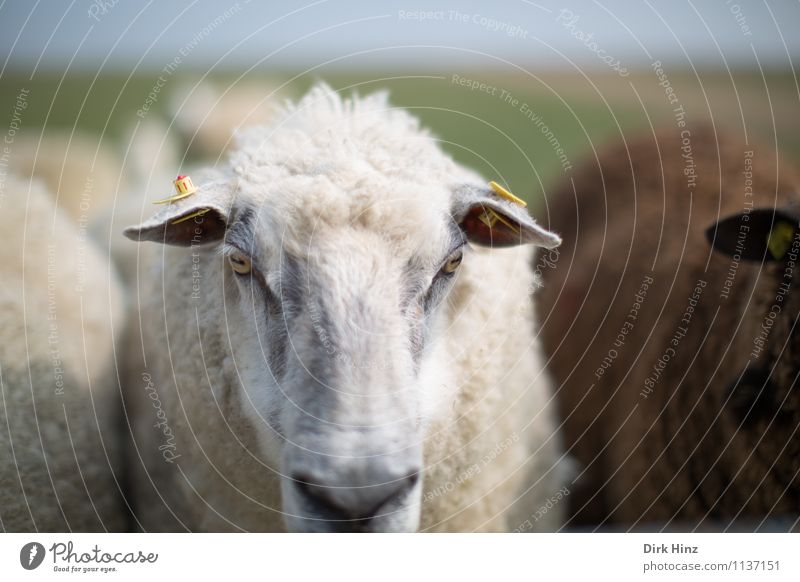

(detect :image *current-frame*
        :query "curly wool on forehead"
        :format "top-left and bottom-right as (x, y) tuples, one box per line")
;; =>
(231, 83), (461, 183)
(239, 172), (455, 258)
(228, 83), (468, 255)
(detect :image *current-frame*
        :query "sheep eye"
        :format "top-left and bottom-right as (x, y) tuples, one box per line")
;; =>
(228, 252), (252, 275)
(442, 250), (463, 274)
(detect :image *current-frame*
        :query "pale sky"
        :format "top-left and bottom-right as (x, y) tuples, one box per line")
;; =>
(2, 0), (798, 74)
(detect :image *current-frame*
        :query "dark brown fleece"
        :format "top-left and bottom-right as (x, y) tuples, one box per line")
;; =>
(538, 125), (800, 529)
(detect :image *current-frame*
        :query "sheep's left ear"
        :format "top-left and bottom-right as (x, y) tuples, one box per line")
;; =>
(452, 184), (561, 248)
(123, 179), (236, 247)
(706, 205), (800, 261)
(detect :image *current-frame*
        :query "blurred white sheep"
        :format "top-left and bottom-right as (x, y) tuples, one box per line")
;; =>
(0, 176), (128, 531)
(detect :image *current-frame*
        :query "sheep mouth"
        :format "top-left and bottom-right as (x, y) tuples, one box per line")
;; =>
(286, 509), (420, 533)
(283, 475), (422, 533)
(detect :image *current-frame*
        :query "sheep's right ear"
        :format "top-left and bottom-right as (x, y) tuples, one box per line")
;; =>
(123, 180), (234, 247)
(706, 205), (800, 261)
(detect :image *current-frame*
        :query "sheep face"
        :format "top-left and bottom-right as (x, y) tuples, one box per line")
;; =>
(125, 176), (560, 532)
(224, 214), (461, 533)
(708, 206), (800, 428)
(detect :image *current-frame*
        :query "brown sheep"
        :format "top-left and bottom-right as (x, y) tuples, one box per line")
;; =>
(538, 124), (800, 530)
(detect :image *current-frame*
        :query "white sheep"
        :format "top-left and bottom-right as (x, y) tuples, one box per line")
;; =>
(13, 130), (123, 224)
(123, 84), (566, 532)
(0, 176), (128, 531)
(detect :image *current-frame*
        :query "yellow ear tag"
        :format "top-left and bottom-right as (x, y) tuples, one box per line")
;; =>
(153, 175), (198, 204)
(480, 181), (525, 231)
(489, 181), (527, 207)
(171, 208), (210, 225)
(478, 208), (519, 231)
(478, 209), (498, 228)
(766, 221), (796, 260)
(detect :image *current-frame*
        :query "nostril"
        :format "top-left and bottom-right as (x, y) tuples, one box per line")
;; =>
(292, 470), (420, 522)
(404, 470), (419, 490)
(292, 473), (353, 521)
(293, 474), (335, 511)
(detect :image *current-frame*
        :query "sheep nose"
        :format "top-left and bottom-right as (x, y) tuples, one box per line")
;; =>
(292, 469), (420, 526)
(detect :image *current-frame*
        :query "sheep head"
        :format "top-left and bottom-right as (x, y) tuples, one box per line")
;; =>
(707, 205), (800, 427)
(124, 85), (560, 532)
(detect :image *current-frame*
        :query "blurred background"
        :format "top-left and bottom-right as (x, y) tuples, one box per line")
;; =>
(1, 0), (799, 534)
(1, 0), (798, 206)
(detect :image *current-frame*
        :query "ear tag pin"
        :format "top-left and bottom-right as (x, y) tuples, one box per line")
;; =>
(153, 175), (198, 205)
(489, 181), (527, 207)
(480, 181), (526, 230)
(171, 208), (210, 225)
(766, 221), (796, 260)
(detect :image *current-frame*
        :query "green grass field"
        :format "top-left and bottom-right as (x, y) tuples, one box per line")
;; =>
(2, 68), (797, 206)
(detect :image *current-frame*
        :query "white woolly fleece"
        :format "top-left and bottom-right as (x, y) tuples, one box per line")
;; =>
(126, 84), (566, 532)
(0, 176), (127, 531)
